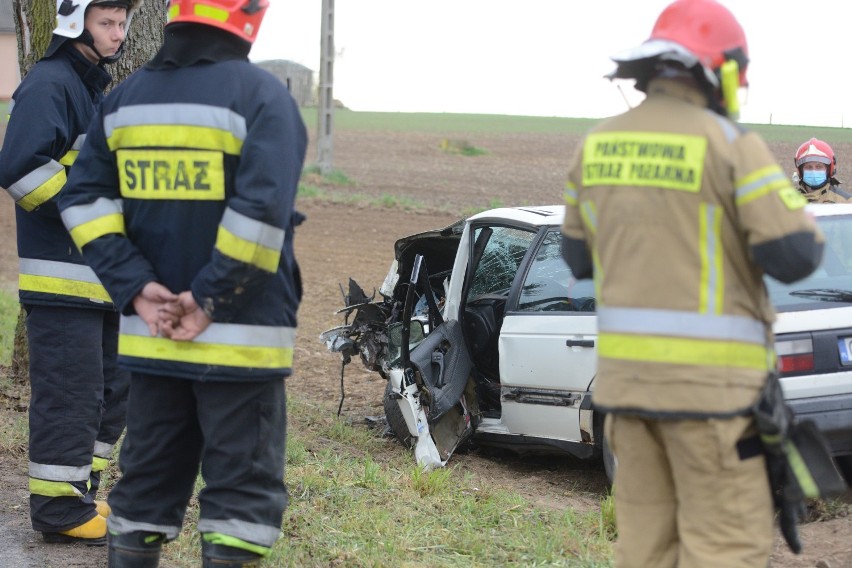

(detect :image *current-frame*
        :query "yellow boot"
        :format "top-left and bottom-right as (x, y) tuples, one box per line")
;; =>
(42, 514), (107, 545)
(95, 500), (111, 517)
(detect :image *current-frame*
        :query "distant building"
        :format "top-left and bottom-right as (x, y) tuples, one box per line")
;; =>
(254, 60), (314, 107)
(0, 1), (20, 101)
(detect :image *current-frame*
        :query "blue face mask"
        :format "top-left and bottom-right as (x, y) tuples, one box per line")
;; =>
(803, 169), (828, 188)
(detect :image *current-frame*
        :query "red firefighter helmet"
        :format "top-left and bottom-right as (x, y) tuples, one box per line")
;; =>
(611, 0), (749, 88)
(167, 0), (268, 43)
(795, 138), (837, 178)
(649, 0), (749, 86)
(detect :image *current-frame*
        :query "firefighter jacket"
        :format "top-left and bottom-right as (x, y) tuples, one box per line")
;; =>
(561, 78), (824, 418)
(798, 181), (852, 203)
(0, 44), (113, 309)
(58, 41), (308, 382)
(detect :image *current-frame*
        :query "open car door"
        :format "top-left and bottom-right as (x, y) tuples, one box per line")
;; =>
(385, 254), (476, 468)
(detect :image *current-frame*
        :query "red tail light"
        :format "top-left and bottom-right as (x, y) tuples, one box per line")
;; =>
(776, 338), (814, 374)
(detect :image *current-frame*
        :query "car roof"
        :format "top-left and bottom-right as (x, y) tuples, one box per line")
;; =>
(468, 205), (564, 227)
(808, 203), (852, 217)
(466, 202), (852, 229)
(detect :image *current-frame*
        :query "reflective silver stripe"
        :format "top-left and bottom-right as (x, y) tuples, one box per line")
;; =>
(7, 160), (64, 201)
(8, 98), (14, 114)
(220, 207), (285, 251)
(104, 103), (247, 140)
(597, 306), (767, 344)
(108, 515), (181, 540)
(93, 440), (114, 459)
(19, 258), (102, 284)
(71, 134), (86, 151)
(121, 315), (296, 348)
(708, 111), (739, 143)
(61, 197), (124, 230)
(702, 204), (720, 314)
(580, 201), (598, 234)
(29, 461), (90, 482)
(735, 169), (785, 201)
(198, 518), (280, 547)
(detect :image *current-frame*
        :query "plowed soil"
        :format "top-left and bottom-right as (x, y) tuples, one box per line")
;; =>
(0, 128), (850, 567)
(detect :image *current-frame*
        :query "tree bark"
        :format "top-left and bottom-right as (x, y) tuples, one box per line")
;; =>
(9, 0), (167, 383)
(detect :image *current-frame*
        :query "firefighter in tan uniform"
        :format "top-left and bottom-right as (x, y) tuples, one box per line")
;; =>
(792, 137), (852, 203)
(560, 1), (824, 566)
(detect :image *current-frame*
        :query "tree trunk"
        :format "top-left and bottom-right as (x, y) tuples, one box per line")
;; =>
(9, 0), (168, 383)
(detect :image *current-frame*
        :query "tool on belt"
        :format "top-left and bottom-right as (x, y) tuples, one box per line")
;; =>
(752, 373), (848, 553)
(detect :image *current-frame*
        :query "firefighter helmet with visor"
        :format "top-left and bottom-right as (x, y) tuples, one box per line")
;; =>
(609, 0), (749, 118)
(795, 138), (837, 178)
(167, 0), (269, 43)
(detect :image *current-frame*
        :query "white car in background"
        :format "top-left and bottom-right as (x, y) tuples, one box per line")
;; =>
(322, 204), (852, 483)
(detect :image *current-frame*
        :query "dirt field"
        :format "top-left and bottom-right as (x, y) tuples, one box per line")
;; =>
(1, 128), (851, 567)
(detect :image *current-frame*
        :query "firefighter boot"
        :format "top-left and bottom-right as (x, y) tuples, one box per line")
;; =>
(108, 531), (165, 568)
(42, 514), (107, 545)
(96, 499), (112, 517)
(201, 540), (263, 567)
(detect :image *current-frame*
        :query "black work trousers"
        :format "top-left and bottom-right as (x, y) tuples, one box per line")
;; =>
(26, 304), (129, 532)
(107, 374), (287, 550)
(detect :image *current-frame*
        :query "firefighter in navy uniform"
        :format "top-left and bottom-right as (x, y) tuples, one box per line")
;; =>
(560, 1), (824, 566)
(792, 137), (852, 203)
(58, 0), (307, 565)
(0, 0), (140, 545)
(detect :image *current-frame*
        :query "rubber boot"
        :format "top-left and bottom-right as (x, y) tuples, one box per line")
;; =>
(42, 514), (107, 545)
(95, 499), (112, 517)
(108, 531), (165, 568)
(201, 540), (263, 567)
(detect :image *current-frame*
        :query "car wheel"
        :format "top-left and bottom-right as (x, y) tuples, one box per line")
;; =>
(602, 431), (617, 487)
(383, 381), (415, 449)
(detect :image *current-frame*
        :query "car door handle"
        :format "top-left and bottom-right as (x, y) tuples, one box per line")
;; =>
(566, 339), (595, 348)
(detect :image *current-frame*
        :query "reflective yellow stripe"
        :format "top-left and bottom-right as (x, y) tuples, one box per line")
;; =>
(17, 169), (65, 212)
(579, 200), (597, 235)
(195, 3), (230, 22)
(29, 479), (84, 498)
(69, 213), (126, 250)
(167, 3), (178, 19)
(215, 226), (281, 272)
(598, 332), (772, 370)
(18, 274), (111, 303)
(92, 456), (109, 473)
(202, 533), (271, 557)
(563, 182), (578, 206)
(698, 203), (724, 314)
(107, 125), (243, 155)
(734, 166), (790, 206)
(582, 131), (707, 192)
(119, 335), (293, 369)
(59, 150), (78, 167)
(785, 440), (820, 499)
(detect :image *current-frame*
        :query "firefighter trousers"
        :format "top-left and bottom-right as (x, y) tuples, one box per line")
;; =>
(107, 374), (288, 553)
(25, 305), (129, 532)
(606, 413), (774, 568)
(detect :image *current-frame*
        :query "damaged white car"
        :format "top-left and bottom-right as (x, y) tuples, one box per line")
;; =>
(321, 205), (852, 483)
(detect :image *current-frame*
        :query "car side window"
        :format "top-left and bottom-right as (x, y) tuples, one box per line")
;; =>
(517, 230), (596, 312)
(467, 225), (536, 300)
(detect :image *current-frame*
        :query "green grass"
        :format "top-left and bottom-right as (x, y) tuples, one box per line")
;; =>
(300, 108), (851, 140)
(0, 289), (17, 366)
(157, 399), (614, 567)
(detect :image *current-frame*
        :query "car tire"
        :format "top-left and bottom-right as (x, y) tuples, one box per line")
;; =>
(383, 381), (415, 449)
(602, 431), (617, 487)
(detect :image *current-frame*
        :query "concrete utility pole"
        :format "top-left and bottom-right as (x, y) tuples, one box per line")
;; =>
(317, 0), (334, 174)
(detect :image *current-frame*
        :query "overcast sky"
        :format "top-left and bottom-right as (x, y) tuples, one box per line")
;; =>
(249, 1), (852, 128)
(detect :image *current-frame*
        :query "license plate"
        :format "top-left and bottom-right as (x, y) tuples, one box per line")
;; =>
(838, 337), (852, 366)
